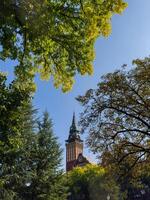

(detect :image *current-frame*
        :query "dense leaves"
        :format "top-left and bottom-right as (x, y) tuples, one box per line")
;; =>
(0, 73), (33, 198)
(77, 57), (150, 167)
(66, 164), (119, 200)
(0, 0), (127, 91)
(101, 148), (150, 199)
(17, 112), (67, 200)
(0, 76), (67, 199)
(0, 72), (31, 159)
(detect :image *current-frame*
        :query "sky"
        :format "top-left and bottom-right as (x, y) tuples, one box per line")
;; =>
(1, 0), (150, 167)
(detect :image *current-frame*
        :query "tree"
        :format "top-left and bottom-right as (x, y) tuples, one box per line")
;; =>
(0, 0), (127, 92)
(0, 73), (32, 199)
(101, 149), (144, 199)
(0, 76), (67, 199)
(101, 147), (150, 200)
(77, 57), (150, 167)
(66, 164), (119, 200)
(17, 111), (67, 200)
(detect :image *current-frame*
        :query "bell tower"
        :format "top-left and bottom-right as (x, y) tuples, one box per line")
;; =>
(66, 113), (83, 171)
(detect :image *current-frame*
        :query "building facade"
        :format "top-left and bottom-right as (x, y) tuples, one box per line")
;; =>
(66, 113), (89, 171)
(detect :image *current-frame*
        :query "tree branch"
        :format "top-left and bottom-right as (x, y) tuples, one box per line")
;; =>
(106, 106), (150, 129)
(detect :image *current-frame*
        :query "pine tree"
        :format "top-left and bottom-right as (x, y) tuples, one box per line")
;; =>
(0, 73), (32, 199)
(11, 104), (38, 200)
(0, 75), (67, 199)
(17, 111), (67, 200)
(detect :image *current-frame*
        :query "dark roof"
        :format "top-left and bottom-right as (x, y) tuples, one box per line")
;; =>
(66, 113), (83, 143)
(75, 153), (90, 166)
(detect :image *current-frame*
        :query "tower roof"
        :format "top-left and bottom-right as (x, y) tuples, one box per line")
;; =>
(66, 113), (83, 143)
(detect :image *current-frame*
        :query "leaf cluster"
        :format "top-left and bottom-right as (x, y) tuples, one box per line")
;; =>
(0, 0), (127, 92)
(77, 57), (150, 167)
(0, 76), (67, 200)
(66, 164), (119, 200)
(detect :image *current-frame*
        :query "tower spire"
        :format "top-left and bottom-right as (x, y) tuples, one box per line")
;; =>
(66, 113), (84, 171)
(66, 113), (82, 143)
(71, 112), (76, 129)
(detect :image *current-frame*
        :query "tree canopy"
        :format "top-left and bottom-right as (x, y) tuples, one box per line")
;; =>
(0, 0), (127, 92)
(0, 73), (32, 198)
(77, 57), (150, 167)
(0, 72), (31, 154)
(66, 164), (119, 200)
(0, 75), (67, 199)
(101, 147), (150, 199)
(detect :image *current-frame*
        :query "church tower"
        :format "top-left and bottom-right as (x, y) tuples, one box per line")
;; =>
(66, 113), (83, 171)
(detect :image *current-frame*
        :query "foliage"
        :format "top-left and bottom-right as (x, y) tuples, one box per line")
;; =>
(101, 149), (150, 200)
(0, 73), (31, 150)
(77, 57), (150, 168)
(0, 0), (127, 92)
(0, 76), (67, 200)
(66, 164), (119, 200)
(0, 73), (33, 199)
(16, 111), (67, 200)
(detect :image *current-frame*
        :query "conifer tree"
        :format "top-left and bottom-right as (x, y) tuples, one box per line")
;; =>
(11, 104), (38, 200)
(17, 111), (67, 200)
(0, 75), (67, 199)
(0, 73), (32, 199)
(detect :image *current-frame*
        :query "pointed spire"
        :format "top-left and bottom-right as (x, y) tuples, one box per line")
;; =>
(70, 112), (77, 133)
(72, 112), (76, 128)
(65, 112), (83, 143)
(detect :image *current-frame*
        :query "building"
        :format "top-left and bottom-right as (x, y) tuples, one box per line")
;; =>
(66, 113), (89, 171)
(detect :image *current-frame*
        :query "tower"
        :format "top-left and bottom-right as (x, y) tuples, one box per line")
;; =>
(66, 113), (83, 171)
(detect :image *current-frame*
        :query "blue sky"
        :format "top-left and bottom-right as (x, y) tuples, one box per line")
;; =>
(1, 0), (150, 167)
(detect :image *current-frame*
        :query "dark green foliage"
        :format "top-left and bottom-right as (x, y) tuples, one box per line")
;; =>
(0, 73), (32, 199)
(0, 75), (67, 199)
(17, 112), (67, 200)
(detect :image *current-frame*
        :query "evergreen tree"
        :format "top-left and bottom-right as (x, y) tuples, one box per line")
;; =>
(17, 111), (67, 200)
(0, 75), (67, 199)
(0, 73), (32, 199)
(11, 104), (38, 200)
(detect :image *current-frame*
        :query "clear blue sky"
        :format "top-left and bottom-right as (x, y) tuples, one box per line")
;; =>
(1, 0), (150, 166)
